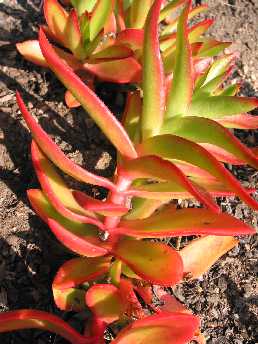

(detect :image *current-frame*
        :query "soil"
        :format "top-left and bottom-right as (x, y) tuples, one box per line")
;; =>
(0, 0), (257, 343)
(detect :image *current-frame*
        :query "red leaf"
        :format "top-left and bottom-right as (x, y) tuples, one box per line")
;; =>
(73, 190), (129, 216)
(53, 256), (111, 289)
(112, 312), (200, 344)
(31, 141), (104, 229)
(0, 310), (89, 344)
(27, 189), (108, 257)
(38, 28), (138, 159)
(17, 92), (115, 190)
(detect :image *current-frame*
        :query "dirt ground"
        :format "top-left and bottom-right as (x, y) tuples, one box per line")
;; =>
(0, 0), (257, 343)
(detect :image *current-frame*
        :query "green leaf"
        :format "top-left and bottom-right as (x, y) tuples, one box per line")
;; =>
(89, 0), (113, 41)
(161, 116), (258, 169)
(129, 0), (154, 29)
(142, 0), (165, 139)
(187, 96), (258, 118)
(165, 3), (193, 118)
(71, 0), (97, 15)
(137, 134), (258, 210)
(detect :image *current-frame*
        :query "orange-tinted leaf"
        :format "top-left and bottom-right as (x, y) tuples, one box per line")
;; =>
(86, 284), (125, 323)
(28, 189), (108, 257)
(16, 40), (48, 67)
(65, 89), (81, 108)
(117, 207), (255, 238)
(217, 114), (258, 129)
(44, 0), (68, 45)
(111, 238), (183, 286)
(113, 312), (199, 344)
(0, 310), (88, 344)
(116, 29), (144, 50)
(180, 235), (239, 279)
(53, 287), (86, 312)
(83, 57), (141, 83)
(53, 256), (111, 289)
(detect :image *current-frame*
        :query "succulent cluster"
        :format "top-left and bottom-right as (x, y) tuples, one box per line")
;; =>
(1, 0), (257, 343)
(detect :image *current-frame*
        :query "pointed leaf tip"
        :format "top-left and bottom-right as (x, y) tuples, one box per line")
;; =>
(16, 91), (115, 190)
(38, 28), (137, 159)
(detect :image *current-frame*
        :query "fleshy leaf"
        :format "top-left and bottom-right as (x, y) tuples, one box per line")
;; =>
(111, 237), (183, 286)
(113, 312), (199, 344)
(197, 39), (231, 57)
(137, 135), (258, 210)
(65, 9), (86, 59)
(117, 207), (255, 238)
(65, 89), (81, 108)
(89, 0), (113, 41)
(124, 179), (256, 200)
(16, 40), (48, 67)
(53, 287), (86, 312)
(116, 29), (144, 50)
(31, 141), (104, 228)
(71, 0), (97, 15)
(159, 0), (186, 22)
(187, 96), (258, 118)
(83, 57), (141, 83)
(129, 0), (154, 29)
(124, 198), (165, 220)
(165, 2), (193, 118)
(122, 91), (142, 143)
(85, 284), (125, 323)
(161, 116), (258, 169)
(162, 4), (208, 35)
(53, 256), (111, 289)
(119, 156), (220, 212)
(217, 114), (258, 129)
(38, 28), (137, 159)
(73, 190), (129, 216)
(0, 310), (89, 344)
(44, 0), (68, 45)
(28, 189), (108, 257)
(142, 0), (165, 139)
(17, 92), (115, 190)
(89, 45), (133, 61)
(180, 235), (239, 279)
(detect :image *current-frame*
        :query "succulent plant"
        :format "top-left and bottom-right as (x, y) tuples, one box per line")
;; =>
(1, 1), (257, 343)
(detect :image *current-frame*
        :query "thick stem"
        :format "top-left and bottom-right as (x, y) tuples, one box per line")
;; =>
(104, 173), (132, 231)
